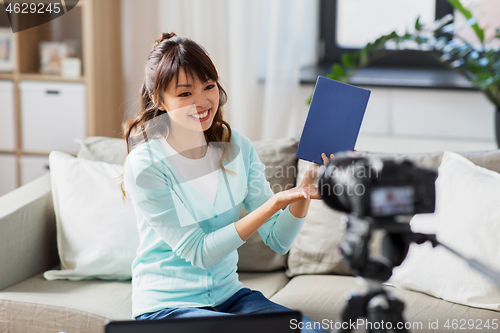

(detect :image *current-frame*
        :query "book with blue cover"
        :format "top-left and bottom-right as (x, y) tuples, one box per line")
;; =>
(296, 76), (371, 164)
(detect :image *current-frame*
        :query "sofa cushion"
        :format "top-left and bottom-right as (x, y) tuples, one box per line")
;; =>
(270, 275), (500, 332)
(76, 135), (299, 273)
(286, 185), (351, 277)
(356, 149), (500, 173)
(0, 271), (288, 333)
(237, 138), (299, 272)
(286, 159), (381, 278)
(389, 151), (500, 311)
(287, 149), (500, 277)
(75, 136), (128, 165)
(271, 275), (358, 324)
(239, 271), (290, 298)
(0, 272), (132, 333)
(45, 151), (139, 280)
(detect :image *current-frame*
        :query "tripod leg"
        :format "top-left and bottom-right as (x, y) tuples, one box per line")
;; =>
(334, 290), (390, 333)
(366, 293), (408, 333)
(366, 293), (391, 333)
(388, 298), (408, 333)
(334, 293), (367, 333)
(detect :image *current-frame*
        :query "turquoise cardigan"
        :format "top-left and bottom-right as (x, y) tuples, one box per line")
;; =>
(124, 128), (306, 318)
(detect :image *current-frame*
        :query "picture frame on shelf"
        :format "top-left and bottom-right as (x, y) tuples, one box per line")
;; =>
(0, 28), (15, 72)
(39, 40), (79, 75)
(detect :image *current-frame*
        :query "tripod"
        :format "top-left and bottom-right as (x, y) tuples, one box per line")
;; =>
(334, 215), (440, 333)
(334, 214), (500, 333)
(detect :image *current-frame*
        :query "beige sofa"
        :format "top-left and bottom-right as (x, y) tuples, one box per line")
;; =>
(1, 137), (500, 333)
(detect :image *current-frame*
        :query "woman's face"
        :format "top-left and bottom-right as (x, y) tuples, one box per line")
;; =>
(159, 67), (219, 134)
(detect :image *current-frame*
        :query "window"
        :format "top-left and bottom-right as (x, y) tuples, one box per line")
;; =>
(318, 0), (454, 68)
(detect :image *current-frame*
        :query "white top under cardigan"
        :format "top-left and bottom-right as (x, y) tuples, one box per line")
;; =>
(158, 136), (219, 206)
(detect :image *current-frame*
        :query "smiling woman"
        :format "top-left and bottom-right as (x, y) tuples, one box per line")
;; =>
(156, 67), (220, 158)
(120, 32), (330, 333)
(124, 32), (230, 163)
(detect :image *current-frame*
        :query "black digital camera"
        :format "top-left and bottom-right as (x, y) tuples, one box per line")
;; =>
(317, 154), (437, 218)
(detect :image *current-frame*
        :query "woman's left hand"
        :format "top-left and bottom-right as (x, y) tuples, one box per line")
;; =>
(299, 153), (333, 200)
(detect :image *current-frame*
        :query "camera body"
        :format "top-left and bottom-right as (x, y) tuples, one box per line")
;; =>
(318, 155), (437, 218)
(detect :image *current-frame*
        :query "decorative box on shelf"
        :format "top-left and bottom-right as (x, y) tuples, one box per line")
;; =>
(20, 81), (87, 155)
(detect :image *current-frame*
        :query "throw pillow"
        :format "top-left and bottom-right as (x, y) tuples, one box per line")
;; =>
(237, 138), (298, 272)
(44, 151), (139, 280)
(75, 136), (128, 164)
(286, 159), (351, 277)
(388, 151), (500, 311)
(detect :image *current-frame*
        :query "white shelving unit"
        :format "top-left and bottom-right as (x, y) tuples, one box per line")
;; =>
(0, 0), (123, 195)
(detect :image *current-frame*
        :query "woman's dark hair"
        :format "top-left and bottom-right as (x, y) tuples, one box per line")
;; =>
(120, 32), (233, 197)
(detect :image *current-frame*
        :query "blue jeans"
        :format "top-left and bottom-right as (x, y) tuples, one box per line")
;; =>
(136, 287), (329, 333)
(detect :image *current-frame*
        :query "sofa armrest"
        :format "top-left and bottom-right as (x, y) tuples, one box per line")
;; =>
(0, 173), (59, 291)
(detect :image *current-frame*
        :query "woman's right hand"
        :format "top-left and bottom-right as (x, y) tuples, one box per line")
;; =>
(272, 187), (309, 210)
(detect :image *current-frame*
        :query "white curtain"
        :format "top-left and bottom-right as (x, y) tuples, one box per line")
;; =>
(155, 0), (318, 141)
(121, 0), (160, 120)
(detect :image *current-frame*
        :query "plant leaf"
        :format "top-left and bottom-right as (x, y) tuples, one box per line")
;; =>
(473, 71), (495, 89)
(492, 58), (500, 72)
(415, 16), (423, 31)
(306, 95), (312, 105)
(341, 53), (356, 68)
(359, 47), (369, 66)
(448, 0), (472, 19)
(331, 64), (347, 81)
(447, 0), (484, 43)
(365, 42), (373, 54)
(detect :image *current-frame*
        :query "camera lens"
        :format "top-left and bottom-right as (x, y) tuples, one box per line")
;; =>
(317, 156), (365, 213)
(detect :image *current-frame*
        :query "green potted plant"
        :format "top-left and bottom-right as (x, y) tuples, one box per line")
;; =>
(322, 0), (500, 146)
